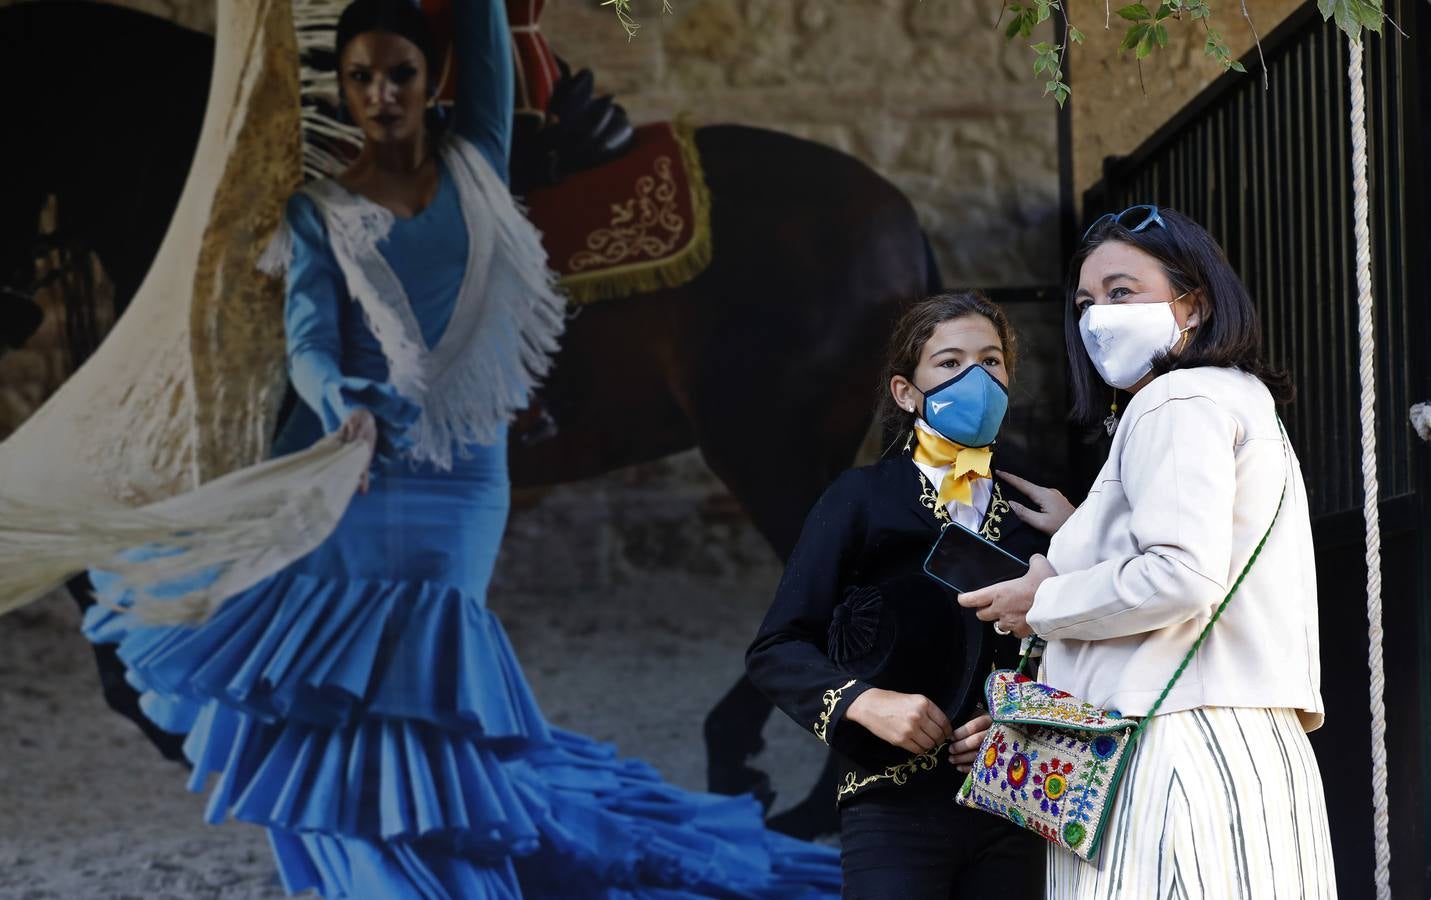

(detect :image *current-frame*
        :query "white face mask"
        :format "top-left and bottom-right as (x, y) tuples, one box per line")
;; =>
(1078, 295), (1190, 390)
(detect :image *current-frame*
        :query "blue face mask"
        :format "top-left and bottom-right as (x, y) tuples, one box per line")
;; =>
(917, 364), (1009, 448)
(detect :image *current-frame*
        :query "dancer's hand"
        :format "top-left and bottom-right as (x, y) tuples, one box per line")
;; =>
(996, 470), (1075, 536)
(957, 554), (1056, 638)
(948, 714), (992, 771)
(338, 408), (378, 493)
(846, 688), (953, 755)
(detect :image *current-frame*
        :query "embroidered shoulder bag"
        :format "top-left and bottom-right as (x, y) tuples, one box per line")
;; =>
(955, 440), (1290, 861)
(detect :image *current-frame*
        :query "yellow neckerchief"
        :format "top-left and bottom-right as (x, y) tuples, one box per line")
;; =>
(912, 423), (993, 510)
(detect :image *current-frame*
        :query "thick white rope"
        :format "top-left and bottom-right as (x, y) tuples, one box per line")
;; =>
(1346, 32), (1391, 900)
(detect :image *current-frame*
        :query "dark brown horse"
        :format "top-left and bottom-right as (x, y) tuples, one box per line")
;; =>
(1, 1), (935, 839)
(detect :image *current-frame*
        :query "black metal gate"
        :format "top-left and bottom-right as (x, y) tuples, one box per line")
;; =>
(1081, 2), (1431, 895)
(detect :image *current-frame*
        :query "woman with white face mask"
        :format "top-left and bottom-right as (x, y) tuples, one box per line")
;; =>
(955, 206), (1335, 898)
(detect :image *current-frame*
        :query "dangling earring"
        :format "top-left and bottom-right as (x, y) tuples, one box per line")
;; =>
(1103, 391), (1119, 437)
(1176, 326), (1192, 353)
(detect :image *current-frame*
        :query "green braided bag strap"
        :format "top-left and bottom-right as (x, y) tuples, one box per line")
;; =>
(1127, 419), (1292, 742)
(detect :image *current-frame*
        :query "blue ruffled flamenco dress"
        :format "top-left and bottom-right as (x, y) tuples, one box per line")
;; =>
(81, 170), (841, 897)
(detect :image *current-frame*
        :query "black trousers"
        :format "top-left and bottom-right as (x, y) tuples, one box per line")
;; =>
(839, 784), (1045, 900)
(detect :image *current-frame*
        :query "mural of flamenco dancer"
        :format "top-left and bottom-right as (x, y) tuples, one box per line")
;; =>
(0, 0), (938, 874)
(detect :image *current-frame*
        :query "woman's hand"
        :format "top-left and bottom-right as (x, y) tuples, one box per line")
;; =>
(947, 714), (992, 771)
(996, 469), (1076, 536)
(337, 407), (378, 494)
(957, 554), (1057, 638)
(845, 688), (953, 755)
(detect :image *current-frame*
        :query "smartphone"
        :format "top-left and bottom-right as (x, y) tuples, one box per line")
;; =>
(922, 521), (1030, 594)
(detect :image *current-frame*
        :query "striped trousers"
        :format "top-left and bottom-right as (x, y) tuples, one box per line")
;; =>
(1046, 706), (1336, 899)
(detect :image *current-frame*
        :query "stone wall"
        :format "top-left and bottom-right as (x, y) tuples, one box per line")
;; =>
(541, 0), (1062, 289)
(1068, 0), (1306, 207)
(2, 0), (1069, 588)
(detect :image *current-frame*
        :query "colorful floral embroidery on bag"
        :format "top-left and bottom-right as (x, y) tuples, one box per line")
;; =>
(956, 670), (1139, 860)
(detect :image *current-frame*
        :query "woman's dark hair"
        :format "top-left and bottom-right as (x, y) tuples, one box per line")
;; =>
(1065, 206), (1294, 424)
(878, 291), (1017, 445)
(335, 0), (445, 138)
(336, 0), (439, 90)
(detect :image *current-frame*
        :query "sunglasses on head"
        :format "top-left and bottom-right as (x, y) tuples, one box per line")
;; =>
(1081, 204), (1166, 244)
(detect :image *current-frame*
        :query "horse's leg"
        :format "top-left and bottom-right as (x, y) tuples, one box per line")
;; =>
(675, 125), (929, 835)
(693, 377), (879, 836)
(65, 575), (188, 762)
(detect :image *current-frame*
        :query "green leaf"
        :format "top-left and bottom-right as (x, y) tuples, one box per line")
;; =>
(1229, 59), (1248, 73)
(1155, 1), (1175, 20)
(1032, 41), (1054, 52)
(1332, 1), (1359, 36)
(1317, 0), (1336, 18)
(1036, 1), (1052, 23)
(1004, 7), (1038, 38)
(1117, 3), (1152, 22)
(1355, 0), (1385, 33)
(1069, 26), (1085, 43)
(1155, 24), (1169, 47)
(1120, 23), (1148, 52)
(1045, 79), (1061, 93)
(1136, 27), (1157, 58)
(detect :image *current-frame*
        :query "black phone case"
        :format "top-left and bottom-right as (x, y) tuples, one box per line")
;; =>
(922, 521), (1031, 594)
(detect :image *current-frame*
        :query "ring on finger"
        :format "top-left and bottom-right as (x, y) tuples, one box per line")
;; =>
(993, 621), (1011, 635)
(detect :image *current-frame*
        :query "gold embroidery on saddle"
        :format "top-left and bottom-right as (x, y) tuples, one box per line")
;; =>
(569, 157), (684, 272)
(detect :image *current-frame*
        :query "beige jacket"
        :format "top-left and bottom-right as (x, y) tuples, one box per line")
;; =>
(1027, 367), (1324, 730)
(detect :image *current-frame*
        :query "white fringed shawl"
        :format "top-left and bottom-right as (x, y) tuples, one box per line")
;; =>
(263, 134), (566, 469)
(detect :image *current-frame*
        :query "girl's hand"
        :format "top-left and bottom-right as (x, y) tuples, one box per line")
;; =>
(337, 408), (378, 494)
(948, 714), (993, 771)
(996, 469), (1076, 536)
(957, 554), (1057, 638)
(845, 688), (953, 755)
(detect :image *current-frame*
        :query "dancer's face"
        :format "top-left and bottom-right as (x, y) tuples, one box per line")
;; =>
(339, 31), (430, 147)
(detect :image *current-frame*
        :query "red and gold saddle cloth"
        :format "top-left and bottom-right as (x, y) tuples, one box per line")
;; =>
(419, 0), (710, 303)
(523, 121), (710, 305)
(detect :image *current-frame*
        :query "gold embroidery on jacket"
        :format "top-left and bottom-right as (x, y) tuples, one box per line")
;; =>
(814, 679), (858, 744)
(916, 470), (952, 525)
(980, 483), (1010, 542)
(836, 740), (949, 800)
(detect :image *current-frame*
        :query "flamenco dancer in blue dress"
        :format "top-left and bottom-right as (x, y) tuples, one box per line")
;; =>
(82, 0), (840, 895)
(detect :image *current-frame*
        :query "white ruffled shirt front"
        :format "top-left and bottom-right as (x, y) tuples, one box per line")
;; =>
(909, 418), (993, 532)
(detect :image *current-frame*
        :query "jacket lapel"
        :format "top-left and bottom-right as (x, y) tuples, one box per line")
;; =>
(904, 459), (949, 532)
(897, 455), (1035, 545)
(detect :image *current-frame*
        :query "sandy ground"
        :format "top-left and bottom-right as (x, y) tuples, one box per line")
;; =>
(0, 563), (827, 899)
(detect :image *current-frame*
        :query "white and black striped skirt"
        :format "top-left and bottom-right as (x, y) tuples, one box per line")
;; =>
(1045, 706), (1336, 899)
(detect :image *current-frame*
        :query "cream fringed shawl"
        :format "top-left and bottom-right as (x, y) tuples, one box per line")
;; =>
(0, 0), (360, 624)
(0, 0), (563, 623)
(0, 0), (563, 620)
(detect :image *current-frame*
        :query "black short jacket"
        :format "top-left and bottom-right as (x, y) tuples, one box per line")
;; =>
(745, 453), (1051, 805)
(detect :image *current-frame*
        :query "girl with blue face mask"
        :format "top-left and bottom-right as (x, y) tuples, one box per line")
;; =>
(747, 292), (1050, 899)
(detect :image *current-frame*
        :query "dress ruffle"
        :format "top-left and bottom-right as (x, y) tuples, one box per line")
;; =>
(85, 572), (841, 898)
(86, 571), (547, 742)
